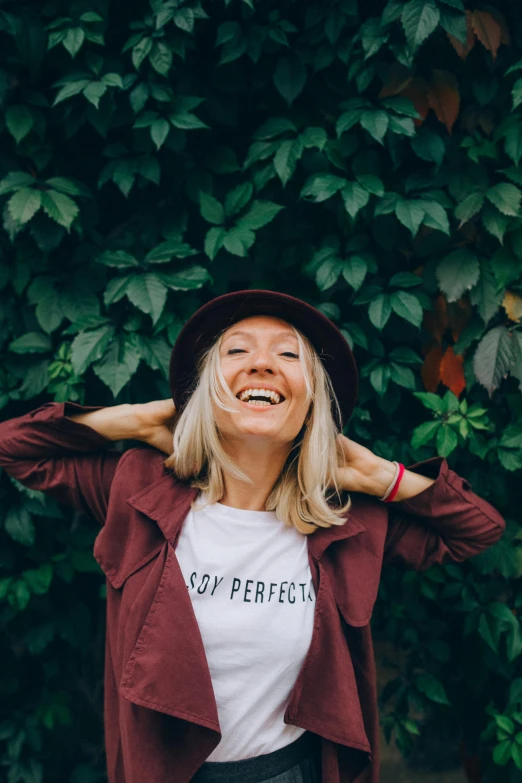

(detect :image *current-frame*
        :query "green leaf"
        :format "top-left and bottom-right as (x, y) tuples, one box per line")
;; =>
(356, 174), (384, 197)
(204, 227), (226, 260)
(413, 391), (444, 412)
(274, 139), (301, 187)
(421, 201), (450, 234)
(224, 183), (253, 217)
(273, 56), (306, 105)
(455, 192), (485, 224)
(5, 507), (35, 547)
(170, 111), (208, 130)
(70, 326), (115, 375)
(411, 420), (440, 448)
(41, 190), (79, 230)
(416, 673), (450, 705)
(316, 257), (343, 291)
(5, 105), (34, 144)
(236, 200), (284, 230)
(401, 0), (441, 50)
(342, 183), (370, 219)
(92, 333), (140, 397)
(360, 110), (389, 144)
(300, 174), (346, 202)
(150, 41), (173, 76)
(45, 177), (89, 197)
(395, 200), (425, 236)
(157, 266), (211, 291)
(390, 291), (423, 326)
(63, 27), (85, 58)
(144, 240), (197, 264)
(336, 109), (364, 136)
(381, 97), (421, 118)
(493, 740), (513, 766)
(369, 293), (392, 330)
(473, 325), (514, 396)
(512, 740), (522, 770)
(9, 332), (52, 354)
(96, 250), (140, 268)
(0, 171), (35, 195)
(486, 183), (521, 217)
(482, 204), (510, 244)
(150, 118), (170, 150)
(125, 274), (167, 326)
(132, 37), (153, 70)
(300, 127), (327, 150)
(23, 563), (53, 594)
(80, 11), (103, 22)
(7, 188), (41, 225)
(222, 226), (256, 256)
(342, 256), (368, 291)
(388, 115), (416, 137)
(254, 117), (297, 139)
(436, 250), (480, 303)
(53, 79), (90, 105)
(200, 193), (225, 225)
(504, 122), (522, 166)
(83, 81), (107, 108)
(411, 127), (445, 165)
(513, 78), (522, 110)
(101, 72), (124, 88)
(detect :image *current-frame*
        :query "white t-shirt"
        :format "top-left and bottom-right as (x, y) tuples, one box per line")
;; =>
(175, 492), (316, 761)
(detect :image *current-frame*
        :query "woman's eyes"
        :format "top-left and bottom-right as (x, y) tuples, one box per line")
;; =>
(227, 349), (299, 358)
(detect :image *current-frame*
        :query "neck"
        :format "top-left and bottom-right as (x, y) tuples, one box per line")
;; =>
(219, 439), (290, 511)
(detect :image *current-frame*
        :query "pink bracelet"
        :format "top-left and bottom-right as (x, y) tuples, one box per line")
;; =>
(381, 462), (405, 503)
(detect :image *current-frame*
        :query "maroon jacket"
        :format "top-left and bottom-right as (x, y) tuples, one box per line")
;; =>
(0, 402), (506, 783)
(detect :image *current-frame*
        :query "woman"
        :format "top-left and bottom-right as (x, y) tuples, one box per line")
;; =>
(0, 290), (506, 783)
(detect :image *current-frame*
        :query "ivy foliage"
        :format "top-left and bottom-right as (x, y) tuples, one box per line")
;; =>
(0, 0), (522, 780)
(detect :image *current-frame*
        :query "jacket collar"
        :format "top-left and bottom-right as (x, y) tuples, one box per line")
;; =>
(126, 471), (366, 559)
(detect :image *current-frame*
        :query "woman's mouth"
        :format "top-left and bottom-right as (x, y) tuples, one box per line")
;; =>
(236, 389), (286, 408)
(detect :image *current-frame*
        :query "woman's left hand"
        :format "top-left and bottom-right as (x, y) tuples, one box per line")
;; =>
(334, 433), (394, 496)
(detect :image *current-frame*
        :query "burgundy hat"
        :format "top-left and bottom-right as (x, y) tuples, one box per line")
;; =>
(169, 289), (359, 428)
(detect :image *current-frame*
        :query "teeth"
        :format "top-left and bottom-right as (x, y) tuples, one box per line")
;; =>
(237, 388), (282, 404)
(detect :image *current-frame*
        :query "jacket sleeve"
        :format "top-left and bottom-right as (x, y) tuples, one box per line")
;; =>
(383, 456), (506, 571)
(0, 401), (123, 526)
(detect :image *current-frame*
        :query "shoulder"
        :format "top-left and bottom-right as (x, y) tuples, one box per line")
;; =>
(112, 444), (170, 490)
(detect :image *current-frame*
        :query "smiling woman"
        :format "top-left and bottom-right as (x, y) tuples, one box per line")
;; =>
(163, 313), (353, 532)
(0, 289), (506, 783)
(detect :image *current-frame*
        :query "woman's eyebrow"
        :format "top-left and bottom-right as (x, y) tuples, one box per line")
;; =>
(223, 330), (297, 342)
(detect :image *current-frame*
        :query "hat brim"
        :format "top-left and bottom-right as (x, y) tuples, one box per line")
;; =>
(168, 290), (358, 428)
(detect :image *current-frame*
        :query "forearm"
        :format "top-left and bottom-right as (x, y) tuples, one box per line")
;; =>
(362, 457), (435, 502)
(67, 403), (147, 442)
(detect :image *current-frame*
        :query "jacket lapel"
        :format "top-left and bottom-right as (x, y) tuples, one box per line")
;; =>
(119, 476), (221, 748)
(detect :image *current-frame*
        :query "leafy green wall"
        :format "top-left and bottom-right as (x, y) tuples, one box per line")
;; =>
(1, 1), (521, 781)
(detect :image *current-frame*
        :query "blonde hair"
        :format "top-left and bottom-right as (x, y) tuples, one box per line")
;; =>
(163, 321), (352, 534)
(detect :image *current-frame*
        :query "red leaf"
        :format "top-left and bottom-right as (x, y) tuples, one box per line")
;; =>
(440, 346), (466, 397)
(447, 11), (476, 60)
(471, 10), (502, 60)
(427, 70), (460, 134)
(421, 344), (443, 393)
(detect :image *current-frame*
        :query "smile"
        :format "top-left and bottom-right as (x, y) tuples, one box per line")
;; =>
(236, 388), (286, 407)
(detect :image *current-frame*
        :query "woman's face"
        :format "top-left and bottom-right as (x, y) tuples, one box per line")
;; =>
(214, 315), (311, 447)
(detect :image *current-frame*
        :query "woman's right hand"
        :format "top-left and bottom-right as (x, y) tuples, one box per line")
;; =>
(137, 399), (177, 455)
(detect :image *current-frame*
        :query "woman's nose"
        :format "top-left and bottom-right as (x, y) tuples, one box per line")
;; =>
(248, 349), (274, 373)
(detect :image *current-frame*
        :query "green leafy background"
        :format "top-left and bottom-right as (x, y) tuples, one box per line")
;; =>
(1, 0), (522, 781)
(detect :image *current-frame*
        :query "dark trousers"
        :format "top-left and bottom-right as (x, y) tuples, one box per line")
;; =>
(190, 731), (322, 783)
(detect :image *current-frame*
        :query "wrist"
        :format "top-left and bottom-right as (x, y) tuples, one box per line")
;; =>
(133, 404), (154, 443)
(363, 457), (397, 498)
